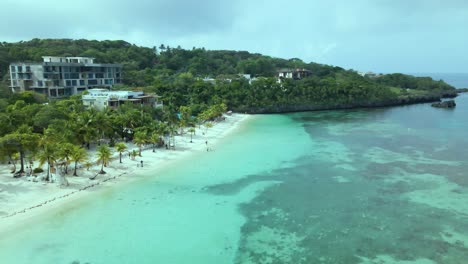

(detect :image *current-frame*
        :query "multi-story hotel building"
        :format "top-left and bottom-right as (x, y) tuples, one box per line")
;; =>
(9, 56), (122, 98)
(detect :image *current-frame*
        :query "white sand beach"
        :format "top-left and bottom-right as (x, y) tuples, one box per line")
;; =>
(0, 113), (252, 235)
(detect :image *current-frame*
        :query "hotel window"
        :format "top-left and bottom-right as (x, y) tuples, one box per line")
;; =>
(80, 80), (85, 86)
(37, 81), (43, 87)
(66, 80), (72, 87)
(26, 66), (31, 72)
(10, 66), (16, 72)
(17, 66), (23, 72)
(72, 80), (77, 86)
(88, 73), (94, 79)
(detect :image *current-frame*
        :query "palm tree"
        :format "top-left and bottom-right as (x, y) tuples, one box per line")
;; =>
(188, 127), (196, 143)
(70, 146), (88, 176)
(58, 143), (74, 174)
(84, 161), (93, 171)
(115, 142), (127, 163)
(96, 144), (112, 175)
(133, 131), (147, 157)
(204, 122), (213, 134)
(149, 133), (160, 152)
(37, 143), (58, 182)
(94, 110), (112, 145)
(131, 150), (138, 160)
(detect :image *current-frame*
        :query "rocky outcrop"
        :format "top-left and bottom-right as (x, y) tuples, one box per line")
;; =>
(431, 100), (456, 108)
(440, 90), (459, 98)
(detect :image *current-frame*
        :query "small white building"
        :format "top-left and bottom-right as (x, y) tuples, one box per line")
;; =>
(277, 68), (312, 80)
(82, 88), (163, 110)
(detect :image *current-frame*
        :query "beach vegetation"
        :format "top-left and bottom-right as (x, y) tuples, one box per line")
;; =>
(130, 150), (138, 160)
(204, 122), (213, 134)
(188, 128), (196, 143)
(133, 131), (147, 156)
(32, 167), (44, 174)
(96, 145), (112, 175)
(58, 143), (75, 174)
(115, 142), (127, 163)
(36, 142), (59, 182)
(70, 146), (88, 176)
(149, 133), (161, 152)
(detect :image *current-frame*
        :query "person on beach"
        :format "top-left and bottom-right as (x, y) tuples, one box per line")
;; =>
(206, 140), (209, 151)
(141, 160), (144, 167)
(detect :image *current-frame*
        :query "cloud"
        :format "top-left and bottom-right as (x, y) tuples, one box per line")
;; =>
(0, 0), (238, 40)
(1, 0), (467, 72)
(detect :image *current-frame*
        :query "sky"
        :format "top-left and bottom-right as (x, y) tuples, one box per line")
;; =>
(1, 0), (468, 73)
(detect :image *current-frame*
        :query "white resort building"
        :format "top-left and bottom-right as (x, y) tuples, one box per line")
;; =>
(9, 56), (122, 98)
(82, 88), (163, 110)
(277, 68), (312, 80)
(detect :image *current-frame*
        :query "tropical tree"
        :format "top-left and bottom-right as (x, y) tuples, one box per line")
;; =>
(131, 149), (138, 160)
(94, 109), (113, 145)
(84, 161), (93, 171)
(37, 143), (59, 182)
(133, 131), (147, 156)
(0, 138), (20, 174)
(70, 146), (88, 176)
(115, 142), (127, 163)
(0, 125), (40, 175)
(179, 105), (192, 134)
(149, 133), (160, 152)
(96, 144), (112, 175)
(188, 127), (196, 143)
(204, 122), (213, 134)
(58, 143), (74, 174)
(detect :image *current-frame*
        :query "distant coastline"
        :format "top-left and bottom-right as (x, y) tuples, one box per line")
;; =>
(409, 73), (468, 89)
(238, 91), (459, 114)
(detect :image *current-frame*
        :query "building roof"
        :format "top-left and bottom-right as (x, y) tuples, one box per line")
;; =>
(278, 68), (312, 73)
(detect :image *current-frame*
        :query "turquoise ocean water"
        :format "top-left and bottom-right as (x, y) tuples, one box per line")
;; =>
(1, 94), (468, 263)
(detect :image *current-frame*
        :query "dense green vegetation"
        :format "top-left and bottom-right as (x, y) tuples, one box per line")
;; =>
(0, 38), (458, 178)
(375, 73), (454, 91)
(0, 91), (227, 178)
(1, 39), (455, 114)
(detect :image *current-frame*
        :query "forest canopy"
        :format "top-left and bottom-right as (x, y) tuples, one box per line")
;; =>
(0, 38), (456, 113)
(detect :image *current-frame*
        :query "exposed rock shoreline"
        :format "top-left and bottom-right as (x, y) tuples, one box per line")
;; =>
(431, 100), (456, 108)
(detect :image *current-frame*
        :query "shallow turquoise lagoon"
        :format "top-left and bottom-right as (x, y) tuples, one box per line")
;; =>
(1, 95), (468, 263)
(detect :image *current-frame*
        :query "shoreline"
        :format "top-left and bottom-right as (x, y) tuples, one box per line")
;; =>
(0, 113), (253, 236)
